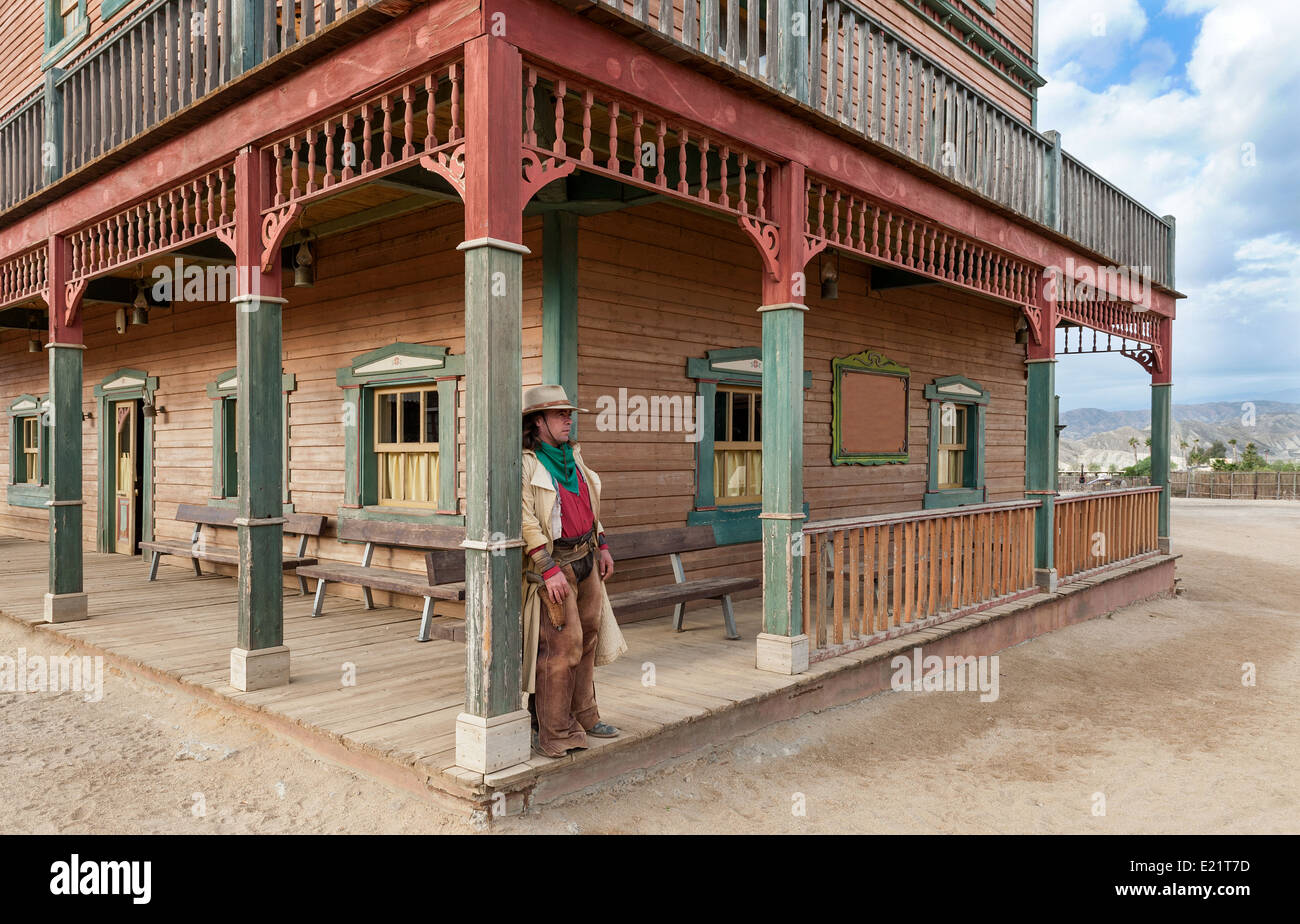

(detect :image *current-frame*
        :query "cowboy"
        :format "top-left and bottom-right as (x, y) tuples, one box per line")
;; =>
(521, 384), (627, 758)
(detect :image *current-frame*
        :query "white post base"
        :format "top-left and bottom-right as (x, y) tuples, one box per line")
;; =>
(230, 645), (290, 691)
(755, 632), (810, 675)
(455, 710), (532, 775)
(44, 592), (88, 623)
(1034, 568), (1059, 593)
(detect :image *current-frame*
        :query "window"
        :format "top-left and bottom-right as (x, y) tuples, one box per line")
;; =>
(336, 343), (464, 523)
(374, 387), (440, 507)
(44, 0), (89, 64)
(207, 370), (294, 507)
(8, 395), (51, 508)
(685, 347), (811, 544)
(924, 375), (990, 508)
(713, 386), (762, 504)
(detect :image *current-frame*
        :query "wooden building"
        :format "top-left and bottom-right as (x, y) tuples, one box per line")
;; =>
(0, 0), (1179, 777)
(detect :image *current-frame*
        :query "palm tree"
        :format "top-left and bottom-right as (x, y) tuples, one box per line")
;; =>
(1128, 436), (1139, 465)
(1229, 438), (1238, 463)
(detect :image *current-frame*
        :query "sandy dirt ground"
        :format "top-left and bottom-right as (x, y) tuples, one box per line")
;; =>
(1, 498), (1296, 834)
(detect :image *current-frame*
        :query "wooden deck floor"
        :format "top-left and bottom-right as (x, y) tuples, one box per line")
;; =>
(0, 536), (1178, 812)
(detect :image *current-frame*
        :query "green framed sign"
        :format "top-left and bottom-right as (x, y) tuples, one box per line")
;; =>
(831, 349), (910, 466)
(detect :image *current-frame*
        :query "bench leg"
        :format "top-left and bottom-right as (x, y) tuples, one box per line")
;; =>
(192, 557), (202, 576)
(672, 601), (687, 632)
(416, 597), (433, 643)
(311, 579), (328, 617)
(297, 573), (308, 596)
(363, 586), (374, 610)
(147, 551), (161, 582)
(720, 595), (740, 640)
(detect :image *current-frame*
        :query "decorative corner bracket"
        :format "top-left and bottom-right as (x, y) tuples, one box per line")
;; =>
(61, 279), (88, 328)
(738, 215), (780, 280)
(1020, 302), (1043, 345)
(420, 143), (466, 201)
(214, 224), (237, 258)
(522, 149), (576, 206)
(260, 203), (304, 273)
(1121, 343), (1164, 376)
(801, 234), (828, 269)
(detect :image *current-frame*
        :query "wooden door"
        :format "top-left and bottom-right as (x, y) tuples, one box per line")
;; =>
(113, 400), (137, 554)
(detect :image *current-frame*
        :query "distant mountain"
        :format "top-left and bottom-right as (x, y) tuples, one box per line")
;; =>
(1057, 401), (1300, 470)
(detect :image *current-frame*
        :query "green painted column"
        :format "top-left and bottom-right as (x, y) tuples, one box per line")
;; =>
(757, 303), (808, 672)
(459, 239), (525, 720)
(1026, 358), (1057, 591)
(1151, 382), (1172, 552)
(230, 293), (289, 689)
(542, 211), (578, 419)
(45, 343), (87, 622)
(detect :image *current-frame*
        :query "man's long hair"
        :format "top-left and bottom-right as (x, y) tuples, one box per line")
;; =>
(522, 412), (574, 451)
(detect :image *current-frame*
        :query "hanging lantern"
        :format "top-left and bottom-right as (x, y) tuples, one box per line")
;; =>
(819, 250), (839, 300)
(131, 279), (150, 326)
(293, 236), (315, 287)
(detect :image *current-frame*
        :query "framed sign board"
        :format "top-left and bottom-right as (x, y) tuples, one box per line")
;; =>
(831, 350), (910, 465)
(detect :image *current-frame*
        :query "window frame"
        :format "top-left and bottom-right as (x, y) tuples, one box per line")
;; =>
(43, 0), (89, 69)
(924, 375), (990, 509)
(206, 368), (295, 510)
(685, 347), (811, 544)
(372, 385), (441, 509)
(713, 384), (763, 506)
(336, 343), (464, 525)
(8, 394), (51, 508)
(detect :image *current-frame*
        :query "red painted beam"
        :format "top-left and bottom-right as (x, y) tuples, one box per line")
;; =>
(0, 0), (481, 260)
(486, 0), (1176, 318)
(463, 35), (524, 242)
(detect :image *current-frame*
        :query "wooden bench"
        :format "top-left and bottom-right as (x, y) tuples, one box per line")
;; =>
(604, 526), (756, 639)
(139, 504), (326, 593)
(295, 520), (466, 642)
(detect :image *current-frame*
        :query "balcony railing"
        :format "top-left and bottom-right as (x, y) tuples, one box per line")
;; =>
(801, 499), (1041, 660)
(0, 0), (366, 215)
(1053, 486), (1161, 581)
(581, 0), (1176, 289)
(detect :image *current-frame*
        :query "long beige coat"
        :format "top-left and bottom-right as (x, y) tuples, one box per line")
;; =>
(521, 444), (628, 699)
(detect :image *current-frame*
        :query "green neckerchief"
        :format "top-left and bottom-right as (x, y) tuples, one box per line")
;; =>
(535, 440), (580, 494)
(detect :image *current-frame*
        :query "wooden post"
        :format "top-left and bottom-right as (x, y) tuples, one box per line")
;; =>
(229, 145), (290, 691)
(1162, 214), (1176, 290)
(1043, 130), (1062, 231)
(755, 160), (809, 674)
(776, 0), (811, 105)
(454, 34), (531, 776)
(1151, 317), (1172, 552)
(42, 69), (64, 187)
(44, 235), (87, 623)
(229, 0), (265, 78)
(1026, 359), (1057, 591)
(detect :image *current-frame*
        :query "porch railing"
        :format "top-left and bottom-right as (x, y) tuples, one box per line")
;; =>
(1053, 485), (1161, 581)
(0, 0), (364, 215)
(801, 498), (1040, 659)
(585, 0), (1175, 289)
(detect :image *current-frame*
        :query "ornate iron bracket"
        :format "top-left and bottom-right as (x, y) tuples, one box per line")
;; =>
(261, 203), (304, 273)
(522, 149), (576, 206)
(419, 143), (466, 201)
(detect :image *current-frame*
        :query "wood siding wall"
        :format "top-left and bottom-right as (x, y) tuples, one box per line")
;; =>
(0, 198), (1027, 620)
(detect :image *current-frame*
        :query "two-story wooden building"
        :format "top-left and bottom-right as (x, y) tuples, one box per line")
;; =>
(0, 0), (1179, 786)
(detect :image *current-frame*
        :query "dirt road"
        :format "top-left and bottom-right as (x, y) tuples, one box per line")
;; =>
(2, 498), (1296, 833)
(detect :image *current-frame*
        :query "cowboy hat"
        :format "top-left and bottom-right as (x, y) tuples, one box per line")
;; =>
(522, 384), (589, 415)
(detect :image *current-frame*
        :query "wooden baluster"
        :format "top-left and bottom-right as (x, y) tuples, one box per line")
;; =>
(524, 68), (537, 147)
(830, 189), (840, 243)
(718, 145), (729, 210)
(425, 74), (437, 151)
(756, 160), (765, 219)
(381, 95), (394, 167)
(676, 128), (688, 194)
(324, 119), (336, 187)
(553, 79), (567, 156)
(902, 520), (914, 624)
(580, 90), (593, 163)
(630, 112), (644, 181)
(360, 104), (373, 174)
(401, 86), (416, 159)
(802, 526), (811, 637)
(449, 63), (461, 141)
(655, 120), (666, 187)
(272, 142), (286, 205)
(605, 100), (620, 171)
(698, 137), (710, 202)
(833, 530), (844, 645)
(736, 152), (747, 214)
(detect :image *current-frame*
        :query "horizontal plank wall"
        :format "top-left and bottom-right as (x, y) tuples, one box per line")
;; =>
(0, 203), (544, 614)
(573, 201), (1027, 612)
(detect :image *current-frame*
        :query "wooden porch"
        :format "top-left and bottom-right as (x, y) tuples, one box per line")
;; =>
(0, 517), (1177, 814)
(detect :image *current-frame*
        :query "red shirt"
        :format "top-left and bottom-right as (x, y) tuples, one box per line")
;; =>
(528, 462), (609, 579)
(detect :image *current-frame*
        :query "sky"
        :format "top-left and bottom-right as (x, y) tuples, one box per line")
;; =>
(1037, 0), (1300, 412)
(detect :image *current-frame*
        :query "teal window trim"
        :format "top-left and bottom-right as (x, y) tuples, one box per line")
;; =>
(686, 347), (811, 545)
(831, 349), (910, 466)
(43, 0), (90, 69)
(336, 343), (465, 525)
(93, 368), (157, 552)
(7, 394), (52, 507)
(923, 375), (990, 509)
(102, 0), (134, 20)
(206, 369), (296, 510)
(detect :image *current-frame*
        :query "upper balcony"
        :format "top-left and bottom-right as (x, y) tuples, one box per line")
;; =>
(0, 0), (1176, 292)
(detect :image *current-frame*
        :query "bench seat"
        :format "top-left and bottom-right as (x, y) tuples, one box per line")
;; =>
(294, 562), (464, 601)
(138, 539), (316, 571)
(608, 576), (758, 614)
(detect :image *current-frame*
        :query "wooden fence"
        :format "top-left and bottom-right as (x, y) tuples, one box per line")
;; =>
(1053, 486), (1161, 581)
(801, 499), (1040, 660)
(1170, 471), (1300, 500)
